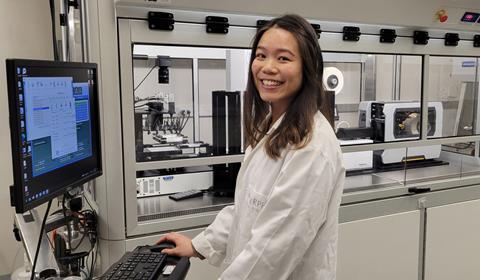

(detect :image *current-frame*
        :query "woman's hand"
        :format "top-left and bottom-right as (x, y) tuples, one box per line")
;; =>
(156, 232), (204, 259)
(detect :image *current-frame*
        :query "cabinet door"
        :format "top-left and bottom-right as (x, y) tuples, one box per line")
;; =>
(337, 211), (420, 280)
(425, 199), (480, 280)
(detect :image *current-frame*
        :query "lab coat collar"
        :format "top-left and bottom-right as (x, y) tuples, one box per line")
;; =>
(242, 112), (286, 167)
(267, 112), (285, 134)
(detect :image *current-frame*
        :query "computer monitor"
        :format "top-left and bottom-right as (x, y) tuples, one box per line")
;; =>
(6, 59), (102, 214)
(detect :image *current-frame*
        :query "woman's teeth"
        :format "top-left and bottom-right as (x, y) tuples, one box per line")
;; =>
(262, 80), (282, 86)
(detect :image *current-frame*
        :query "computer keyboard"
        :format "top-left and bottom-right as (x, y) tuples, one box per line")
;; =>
(103, 251), (167, 280)
(168, 189), (204, 201)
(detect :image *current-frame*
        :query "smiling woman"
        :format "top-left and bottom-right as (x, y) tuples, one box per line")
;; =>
(251, 27), (303, 123)
(157, 14), (345, 280)
(245, 14), (328, 159)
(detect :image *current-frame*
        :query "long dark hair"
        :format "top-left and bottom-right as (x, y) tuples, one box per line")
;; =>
(244, 14), (328, 159)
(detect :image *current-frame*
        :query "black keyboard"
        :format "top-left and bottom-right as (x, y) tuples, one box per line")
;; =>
(104, 251), (167, 280)
(168, 190), (204, 201)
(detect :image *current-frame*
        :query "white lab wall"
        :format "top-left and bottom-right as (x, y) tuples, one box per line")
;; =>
(0, 0), (53, 276)
(400, 56), (422, 101)
(428, 57), (478, 136)
(198, 59), (227, 144)
(376, 55), (395, 101)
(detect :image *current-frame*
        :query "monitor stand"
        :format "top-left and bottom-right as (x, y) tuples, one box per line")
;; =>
(15, 210), (60, 278)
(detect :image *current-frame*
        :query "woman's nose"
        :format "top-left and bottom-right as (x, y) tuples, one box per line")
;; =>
(262, 58), (278, 74)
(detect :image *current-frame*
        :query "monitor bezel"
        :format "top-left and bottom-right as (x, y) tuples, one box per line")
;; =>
(6, 59), (103, 213)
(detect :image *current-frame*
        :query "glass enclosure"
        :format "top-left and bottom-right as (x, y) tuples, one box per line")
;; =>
(129, 44), (480, 201)
(132, 45), (250, 162)
(428, 57), (480, 138)
(330, 53), (425, 143)
(118, 16), (480, 235)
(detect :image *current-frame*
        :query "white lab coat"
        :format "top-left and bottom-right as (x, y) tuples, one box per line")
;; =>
(192, 111), (345, 280)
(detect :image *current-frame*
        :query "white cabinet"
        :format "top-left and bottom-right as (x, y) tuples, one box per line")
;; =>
(337, 211), (420, 280)
(424, 199), (480, 280)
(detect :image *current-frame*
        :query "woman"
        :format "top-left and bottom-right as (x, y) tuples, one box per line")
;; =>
(157, 14), (345, 280)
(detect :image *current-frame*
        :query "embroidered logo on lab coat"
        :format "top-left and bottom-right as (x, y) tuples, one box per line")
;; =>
(246, 185), (267, 211)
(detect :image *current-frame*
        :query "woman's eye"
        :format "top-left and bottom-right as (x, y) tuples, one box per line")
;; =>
(255, 53), (266, 59)
(279, 56), (291, 61)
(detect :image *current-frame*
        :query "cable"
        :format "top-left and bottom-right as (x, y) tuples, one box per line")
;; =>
(89, 240), (98, 279)
(134, 65), (157, 92)
(83, 191), (95, 211)
(49, 0), (59, 61)
(30, 199), (53, 280)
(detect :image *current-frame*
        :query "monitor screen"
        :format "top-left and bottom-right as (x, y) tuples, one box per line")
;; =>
(6, 59), (102, 213)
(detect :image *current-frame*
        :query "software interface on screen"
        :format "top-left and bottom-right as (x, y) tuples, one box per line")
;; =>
(14, 66), (96, 205)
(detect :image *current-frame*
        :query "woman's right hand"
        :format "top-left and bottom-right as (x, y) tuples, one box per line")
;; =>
(156, 232), (203, 259)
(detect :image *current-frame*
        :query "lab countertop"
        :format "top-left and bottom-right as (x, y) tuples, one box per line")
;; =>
(136, 151), (480, 220)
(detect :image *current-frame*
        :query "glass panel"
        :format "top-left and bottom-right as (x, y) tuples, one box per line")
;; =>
(403, 140), (480, 184)
(428, 57), (480, 138)
(343, 147), (407, 192)
(132, 45), (249, 162)
(327, 53), (424, 144)
(403, 143), (459, 184)
(458, 142), (480, 178)
(136, 163), (235, 217)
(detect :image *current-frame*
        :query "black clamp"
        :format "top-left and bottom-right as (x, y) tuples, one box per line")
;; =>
(343, 26), (361, 41)
(311, 24), (322, 39)
(206, 16), (229, 34)
(474, 35), (480, 48)
(380, 29), (397, 43)
(413, 31), (429, 45)
(148, 12), (174, 31)
(257, 19), (270, 29)
(59, 13), (68, 26)
(67, 0), (79, 10)
(408, 187), (431, 194)
(445, 33), (460, 46)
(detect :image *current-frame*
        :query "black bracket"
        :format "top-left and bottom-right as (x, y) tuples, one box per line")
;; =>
(474, 35), (480, 48)
(380, 29), (397, 43)
(343, 26), (361, 41)
(148, 12), (174, 31)
(206, 16), (229, 34)
(413, 31), (429, 45)
(445, 33), (460, 46)
(67, 0), (79, 10)
(311, 24), (322, 38)
(256, 19), (270, 29)
(59, 13), (67, 26)
(408, 187), (431, 194)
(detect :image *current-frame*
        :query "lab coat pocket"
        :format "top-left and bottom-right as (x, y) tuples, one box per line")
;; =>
(245, 184), (267, 213)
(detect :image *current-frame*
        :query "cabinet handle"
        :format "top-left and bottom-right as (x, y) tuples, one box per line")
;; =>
(408, 187), (431, 194)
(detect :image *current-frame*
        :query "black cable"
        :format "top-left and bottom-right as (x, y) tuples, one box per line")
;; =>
(49, 0), (59, 61)
(82, 192), (95, 211)
(89, 240), (97, 279)
(81, 193), (98, 279)
(30, 199), (53, 280)
(134, 65), (157, 92)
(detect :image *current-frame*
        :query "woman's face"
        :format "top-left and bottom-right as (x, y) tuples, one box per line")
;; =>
(252, 27), (303, 114)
